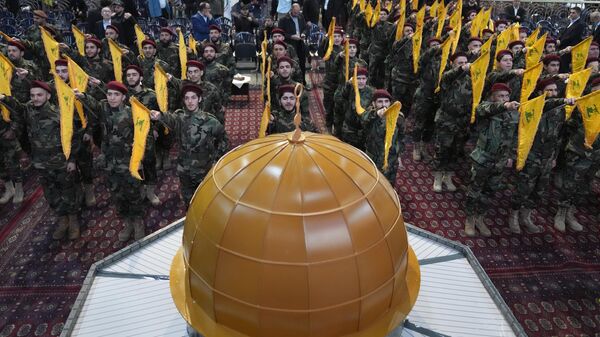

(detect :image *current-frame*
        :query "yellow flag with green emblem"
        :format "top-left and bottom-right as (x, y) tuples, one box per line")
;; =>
(72, 25), (86, 56)
(494, 25), (515, 69)
(525, 32), (546, 69)
(482, 7), (492, 35)
(353, 65), (365, 115)
(435, 35), (454, 93)
(470, 8), (484, 38)
(411, 0), (418, 11)
(134, 24), (146, 58)
(55, 74), (76, 160)
(470, 51), (490, 124)
(154, 63), (169, 112)
(383, 101), (402, 170)
(189, 34), (198, 55)
(129, 97), (151, 180)
(370, 0), (380, 28)
(0, 53), (13, 122)
(571, 36), (592, 73)
(517, 93), (546, 170)
(565, 68), (592, 120)
(178, 28), (187, 80)
(259, 57), (272, 138)
(108, 38), (123, 83)
(41, 27), (60, 74)
(525, 26), (540, 48)
(429, 0), (438, 18)
(360, 0), (366, 12)
(520, 62), (543, 103)
(412, 6), (425, 73)
(480, 35), (493, 59)
(322, 17), (336, 61)
(395, 0), (406, 41)
(435, 1), (447, 38)
(67, 57), (88, 128)
(575, 90), (600, 149)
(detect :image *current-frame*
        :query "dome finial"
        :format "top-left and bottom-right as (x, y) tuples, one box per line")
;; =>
(291, 83), (304, 142)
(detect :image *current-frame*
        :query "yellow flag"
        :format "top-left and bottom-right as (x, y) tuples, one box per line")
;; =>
(0, 31), (13, 42)
(134, 24), (146, 58)
(395, 0), (407, 41)
(0, 105), (9, 122)
(129, 97), (151, 180)
(450, 0), (462, 27)
(525, 26), (540, 48)
(386, 2), (392, 12)
(108, 38), (123, 83)
(67, 57), (88, 128)
(353, 65), (365, 115)
(178, 28), (187, 80)
(55, 74), (76, 160)
(260, 34), (267, 100)
(154, 63), (169, 112)
(470, 51), (490, 124)
(470, 8), (484, 38)
(365, 2), (373, 26)
(576, 90), (600, 149)
(571, 36), (592, 73)
(72, 25), (86, 56)
(435, 35), (454, 93)
(525, 32), (546, 69)
(517, 93), (546, 170)
(41, 27), (60, 74)
(344, 39), (350, 81)
(450, 14), (461, 53)
(360, 0), (366, 12)
(352, 0), (359, 10)
(383, 101), (402, 170)
(370, 0), (380, 28)
(511, 23), (520, 41)
(415, 5), (426, 31)
(435, 1), (447, 38)
(412, 6), (426, 74)
(0, 53), (12, 123)
(322, 17), (336, 61)
(520, 62), (543, 103)
(481, 35), (493, 58)
(258, 58), (272, 138)
(429, 0), (438, 18)
(565, 68), (592, 120)
(482, 8), (492, 35)
(411, 0), (418, 11)
(189, 34), (198, 55)
(494, 26), (513, 69)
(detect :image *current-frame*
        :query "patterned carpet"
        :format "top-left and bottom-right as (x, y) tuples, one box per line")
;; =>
(0, 78), (599, 337)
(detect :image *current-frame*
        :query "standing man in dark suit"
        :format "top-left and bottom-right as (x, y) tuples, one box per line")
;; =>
(590, 11), (600, 44)
(503, 0), (526, 23)
(94, 6), (113, 39)
(558, 6), (586, 72)
(278, 2), (311, 89)
(192, 2), (216, 42)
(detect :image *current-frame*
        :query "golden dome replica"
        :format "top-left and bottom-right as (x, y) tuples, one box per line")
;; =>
(169, 130), (421, 337)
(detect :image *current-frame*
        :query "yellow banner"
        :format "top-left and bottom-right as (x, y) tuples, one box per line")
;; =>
(517, 93), (546, 170)
(415, 5), (425, 31)
(470, 8), (484, 38)
(370, 0), (380, 28)
(429, 0), (438, 18)
(322, 17), (336, 61)
(155, 63), (169, 112)
(360, 0), (366, 12)
(0, 105), (9, 122)
(565, 68), (592, 120)
(470, 51), (490, 124)
(0, 31), (13, 42)
(55, 74), (76, 160)
(525, 32), (546, 69)
(67, 57), (88, 128)
(494, 26), (513, 69)
(178, 28), (187, 80)
(482, 8), (492, 34)
(129, 97), (151, 180)
(41, 27), (60, 74)
(480, 35), (493, 60)
(411, 0), (418, 11)
(571, 36), (592, 73)
(450, 14), (461, 53)
(353, 65), (365, 115)
(576, 90), (600, 149)
(520, 62), (543, 103)
(365, 2), (373, 26)
(134, 24), (146, 58)
(0, 53), (14, 96)
(72, 25), (86, 56)
(258, 57), (272, 138)
(189, 34), (198, 55)
(435, 2), (447, 38)
(383, 101), (402, 170)
(395, 0), (406, 41)
(525, 26), (540, 47)
(435, 35), (454, 93)
(344, 39), (350, 81)
(260, 34), (267, 100)
(108, 38), (123, 83)
(450, 0), (462, 27)
(412, 7), (426, 74)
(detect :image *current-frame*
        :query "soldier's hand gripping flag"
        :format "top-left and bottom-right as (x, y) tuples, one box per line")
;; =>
(129, 97), (152, 180)
(383, 101), (402, 170)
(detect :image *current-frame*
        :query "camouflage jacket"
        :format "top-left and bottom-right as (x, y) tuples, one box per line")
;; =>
(470, 101), (518, 165)
(160, 107), (228, 174)
(64, 48), (115, 85)
(513, 50), (526, 70)
(416, 46), (442, 94)
(268, 107), (317, 134)
(332, 55), (368, 91)
(269, 56), (304, 84)
(213, 41), (236, 72)
(386, 37), (414, 86)
(524, 98), (568, 164)
(435, 65), (472, 129)
(321, 43), (344, 88)
(267, 76), (309, 115)
(9, 57), (40, 103)
(202, 60), (232, 95)
(361, 105), (404, 173)
(138, 55), (171, 88)
(338, 82), (376, 131)
(563, 101), (600, 161)
(168, 78), (224, 123)
(156, 42), (180, 68)
(485, 69), (522, 101)
(6, 98), (79, 170)
(367, 21), (394, 57)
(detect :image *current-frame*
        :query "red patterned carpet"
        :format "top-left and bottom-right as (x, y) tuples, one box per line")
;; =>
(0, 79), (599, 337)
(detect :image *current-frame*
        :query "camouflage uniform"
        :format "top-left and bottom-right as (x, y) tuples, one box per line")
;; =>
(411, 46), (442, 144)
(367, 20), (394, 88)
(268, 107), (317, 134)
(128, 87), (160, 185)
(22, 25), (62, 80)
(353, 12), (371, 61)
(320, 42), (343, 129)
(512, 50), (526, 70)
(159, 107), (228, 204)
(156, 41), (181, 72)
(336, 81), (375, 150)
(63, 48), (114, 84)
(202, 60), (232, 101)
(267, 76), (309, 114)
(9, 57), (40, 103)
(386, 37), (415, 115)
(332, 56), (367, 137)
(485, 70), (522, 102)
(0, 115), (23, 186)
(101, 39), (138, 74)
(168, 78), (224, 123)
(212, 41), (236, 74)
(138, 55), (171, 89)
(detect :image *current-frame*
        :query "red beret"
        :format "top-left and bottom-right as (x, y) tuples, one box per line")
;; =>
(347, 37), (359, 46)
(591, 42), (599, 47)
(591, 77), (600, 88)
(202, 42), (218, 52)
(31, 80), (51, 93)
(495, 20), (508, 26)
(508, 40), (525, 49)
(186, 60), (205, 70)
(495, 49), (513, 62)
(356, 67), (368, 76)
(404, 23), (415, 30)
(8, 40), (25, 51)
(106, 24), (120, 34)
(491, 83), (511, 94)
(535, 78), (556, 92)
(468, 37), (483, 44)
(273, 40), (287, 49)
(160, 27), (175, 35)
(519, 27), (528, 33)
(443, 26), (453, 33)
(333, 27), (344, 35)
(208, 24), (221, 32)
(85, 37), (102, 48)
(450, 52), (468, 62)
(277, 84), (296, 97)
(55, 59), (68, 68)
(482, 28), (494, 35)
(427, 38), (442, 45)
(141, 39), (156, 48)
(545, 38), (557, 45)
(587, 57), (599, 67)
(33, 10), (48, 19)
(106, 81), (128, 94)
(124, 64), (143, 75)
(542, 54), (560, 65)
(181, 83), (203, 97)
(381, 8), (390, 14)
(271, 28), (285, 36)
(276, 55), (293, 66)
(467, 9), (477, 16)
(373, 89), (392, 101)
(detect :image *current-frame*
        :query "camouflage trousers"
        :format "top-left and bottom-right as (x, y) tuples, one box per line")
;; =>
(557, 151), (599, 207)
(108, 170), (146, 217)
(76, 140), (94, 184)
(38, 168), (83, 216)
(391, 81), (414, 117)
(368, 54), (385, 88)
(322, 82), (336, 129)
(511, 157), (553, 210)
(341, 125), (366, 151)
(433, 124), (468, 171)
(0, 139), (23, 183)
(332, 88), (345, 138)
(179, 167), (210, 205)
(465, 160), (510, 216)
(411, 90), (437, 142)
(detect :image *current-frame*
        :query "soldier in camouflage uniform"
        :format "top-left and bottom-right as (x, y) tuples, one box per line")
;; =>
(200, 43), (232, 101)
(270, 41), (304, 84)
(21, 10), (62, 80)
(432, 52), (471, 193)
(509, 79), (576, 234)
(353, 10), (371, 61)
(137, 39), (171, 89)
(3, 81), (83, 240)
(336, 67), (375, 150)
(5, 41), (41, 103)
(75, 81), (151, 242)
(268, 56), (309, 115)
(268, 28), (299, 64)
(318, 27), (344, 132)
(203, 25), (236, 73)
(385, 25), (415, 116)
(484, 50), (524, 101)
(101, 25), (138, 72)
(149, 83), (228, 205)
(156, 28), (180, 70)
(0, 106), (25, 205)
(367, 8), (394, 88)
(362, 89), (404, 184)
(168, 60), (225, 123)
(539, 54), (569, 94)
(64, 37), (114, 84)
(124, 65), (161, 207)
(464, 83), (520, 237)
(554, 78), (600, 232)
(508, 40), (526, 70)
(268, 84), (317, 134)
